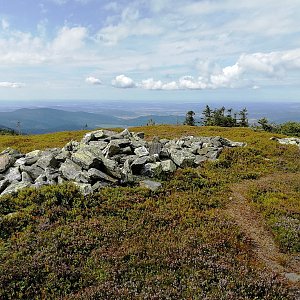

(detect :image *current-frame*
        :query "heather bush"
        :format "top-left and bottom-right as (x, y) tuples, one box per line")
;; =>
(0, 126), (298, 299)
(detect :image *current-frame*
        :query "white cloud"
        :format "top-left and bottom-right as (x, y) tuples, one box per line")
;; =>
(179, 76), (208, 90)
(210, 64), (243, 88)
(140, 78), (179, 90)
(162, 81), (179, 90)
(140, 78), (163, 90)
(97, 5), (163, 45)
(85, 76), (102, 85)
(0, 82), (25, 88)
(112, 75), (136, 88)
(52, 26), (87, 53)
(1, 19), (9, 30)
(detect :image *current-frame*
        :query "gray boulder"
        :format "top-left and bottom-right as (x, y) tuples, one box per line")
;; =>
(63, 141), (80, 152)
(87, 168), (118, 183)
(0, 154), (16, 173)
(161, 160), (177, 173)
(1, 148), (23, 159)
(131, 156), (152, 174)
(134, 146), (149, 157)
(73, 182), (93, 195)
(1, 181), (32, 196)
(81, 132), (95, 144)
(92, 181), (111, 191)
(36, 154), (59, 170)
(20, 165), (44, 181)
(276, 137), (300, 148)
(88, 141), (108, 150)
(139, 180), (162, 191)
(59, 159), (82, 181)
(5, 167), (22, 183)
(149, 141), (162, 156)
(101, 157), (122, 179)
(55, 150), (71, 162)
(142, 162), (162, 177)
(170, 149), (196, 168)
(21, 172), (32, 183)
(71, 149), (102, 170)
(0, 179), (10, 193)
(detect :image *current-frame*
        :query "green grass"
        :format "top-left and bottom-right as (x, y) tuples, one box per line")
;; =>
(0, 125), (299, 299)
(247, 173), (300, 253)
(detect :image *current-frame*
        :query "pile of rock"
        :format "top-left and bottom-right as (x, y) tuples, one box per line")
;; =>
(0, 129), (245, 196)
(273, 137), (300, 148)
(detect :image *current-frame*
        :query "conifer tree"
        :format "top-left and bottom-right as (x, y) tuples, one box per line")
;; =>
(239, 108), (249, 127)
(184, 111), (196, 126)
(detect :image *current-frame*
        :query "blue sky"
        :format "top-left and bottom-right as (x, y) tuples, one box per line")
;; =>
(0, 0), (300, 102)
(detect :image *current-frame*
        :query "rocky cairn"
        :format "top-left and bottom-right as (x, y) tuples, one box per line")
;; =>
(0, 129), (245, 195)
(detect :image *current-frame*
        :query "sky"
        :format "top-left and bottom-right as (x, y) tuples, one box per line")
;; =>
(0, 0), (300, 102)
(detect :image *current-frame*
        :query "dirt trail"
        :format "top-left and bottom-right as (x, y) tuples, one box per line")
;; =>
(225, 177), (300, 293)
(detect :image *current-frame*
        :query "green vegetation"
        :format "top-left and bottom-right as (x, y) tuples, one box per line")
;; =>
(0, 127), (18, 136)
(0, 125), (299, 299)
(256, 119), (300, 137)
(247, 174), (300, 253)
(183, 110), (196, 126)
(201, 105), (248, 127)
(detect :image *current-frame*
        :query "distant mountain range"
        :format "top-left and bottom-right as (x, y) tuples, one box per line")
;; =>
(0, 108), (184, 134)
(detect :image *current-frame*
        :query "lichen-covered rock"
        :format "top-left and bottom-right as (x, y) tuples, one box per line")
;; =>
(21, 171), (32, 183)
(134, 146), (149, 157)
(5, 167), (22, 183)
(71, 149), (102, 170)
(0, 154), (16, 173)
(161, 160), (177, 173)
(169, 149), (196, 168)
(131, 156), (152, 174)
(59, 159), (82, 181)
(20, 165), (44, 181)
(101, 157), (122, 179)
(73, 182), (93, 195)
(142, 162), (162, 177)
(1, 148), (23, 159)
(1, 181), (32, 196)
(36, 154), (59, 170)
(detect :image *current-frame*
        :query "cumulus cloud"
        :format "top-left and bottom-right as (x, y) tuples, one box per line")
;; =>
(0, 82), (25, 88)
(112, 75), (136, 88)
(210, 64), (243, 88)
(52, 26), (87, 53)
(134, 48), (300, 91)
(208, 49), (300, 88)
(178, 76), (209, 89)
(140, 78), (179, 90)
(85, 76), (102, 85)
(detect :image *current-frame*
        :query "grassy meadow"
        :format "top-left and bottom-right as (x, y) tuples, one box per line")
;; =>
(0, 125), (299, 299)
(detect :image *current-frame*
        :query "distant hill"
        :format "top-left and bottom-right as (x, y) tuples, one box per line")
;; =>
(0, 124), (17, 135)
(0, 108), (183, 134)
(122, 115), (185, 126)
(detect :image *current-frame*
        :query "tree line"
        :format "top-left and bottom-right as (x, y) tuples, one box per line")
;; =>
(184, 105), (300, 137)
(184, 105), (249, 127)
